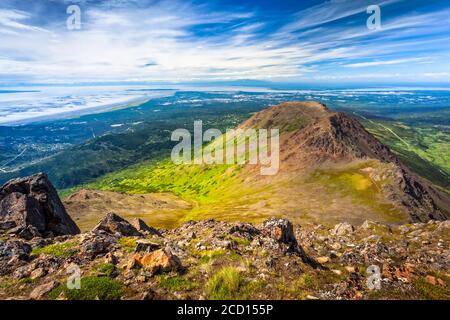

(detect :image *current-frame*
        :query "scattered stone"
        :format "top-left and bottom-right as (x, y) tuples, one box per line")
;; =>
(331, 222), (354, 236)
(135, 240), (161, 253)
(80, 230), (117, 259)
(141, 289), (157, 300)
(0, 240), (32, 260)
(29, 281), (58, 300)
(105, 252), (118, 265)
(317, 256), (329, 264)
(330, 242), (342, 250)
(30, 267), (46, 280)
(345, 266), (356, 273)
(425, 275), (436, 285)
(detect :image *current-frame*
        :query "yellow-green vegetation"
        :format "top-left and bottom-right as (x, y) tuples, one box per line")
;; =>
(278, 270), (346, 299)
(49, 276), (123, 300)
(364, 119), (450, 192)
(93, 263), (117, 277)
(193, 249), (241, 265)
(67, 157), (273, 227)
(86, 160), (240, 203)
(413, 276), (449, 300)
(223, 235), (251, 246)
(31, 241), (79, 258)
(0, 277), (15, 289)
(205, 266), (265, 300)
(308, 160), (406, 222)
(157, 275), (197, 291)
(205, 267), (244, 300)
(117, 237), (137, 252)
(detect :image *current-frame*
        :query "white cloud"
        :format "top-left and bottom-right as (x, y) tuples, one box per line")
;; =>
(0, 0), (449, 83)
(344, 57), (431, 68)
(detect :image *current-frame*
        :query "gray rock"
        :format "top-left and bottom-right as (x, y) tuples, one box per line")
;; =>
(130, 218), (161, 236)
(0, 173), (80, 238)
(0, 240), (32, 260)
(135, 239), (161, 253)
(331, 222), (354, 236)
(29, 281), (58, 300)
(81, 230), (118, 259)
(92, 213), (143, 237)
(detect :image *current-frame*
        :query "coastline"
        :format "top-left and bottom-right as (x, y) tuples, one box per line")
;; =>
(0, 91), (176, 126)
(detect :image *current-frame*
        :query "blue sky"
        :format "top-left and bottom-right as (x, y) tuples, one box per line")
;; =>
(0, 0), (450, 84)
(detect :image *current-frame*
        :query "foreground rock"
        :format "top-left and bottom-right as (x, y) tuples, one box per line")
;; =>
(0, 173), (80, 238)
(128, 249), (182, 274)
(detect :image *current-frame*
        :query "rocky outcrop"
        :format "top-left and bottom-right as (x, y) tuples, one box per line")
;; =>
(92, 212), (143, 237)
(0, 173), (80, 238)
(262, 218), (297, 246)
(130, 218), (161, 236)
(0, 213), (449, 300)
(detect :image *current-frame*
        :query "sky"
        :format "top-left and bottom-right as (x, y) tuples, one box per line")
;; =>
(1, 0), (450, 85)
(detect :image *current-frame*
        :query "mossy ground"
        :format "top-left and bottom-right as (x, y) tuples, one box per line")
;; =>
(32, 241), (79, 258)
(48, 276), (123, 300)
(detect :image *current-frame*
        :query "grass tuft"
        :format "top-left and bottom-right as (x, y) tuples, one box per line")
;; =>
(205, 267), (243, 300)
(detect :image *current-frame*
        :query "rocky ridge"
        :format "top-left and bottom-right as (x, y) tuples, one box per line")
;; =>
(0, 212), (448, 300)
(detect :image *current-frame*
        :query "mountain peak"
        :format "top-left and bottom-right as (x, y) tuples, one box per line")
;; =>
(240, 101), (330, 132)
(240, 101), (449, 223)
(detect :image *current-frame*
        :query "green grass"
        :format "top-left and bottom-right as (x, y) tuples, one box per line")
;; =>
(49, 276), (123, 300)
(205, 267), (266, 300)
(32, 241), (79, 258)
(157, 275), (197, 291)
(193, 249), (242, 265)
(413, 279), (449, 300)
(117, 237), (137, 253)
(81, 160), (240, 203)
(205, 267), (244, 300)
(363, 118), (450, 191)
(223, 235), (251, 246)
(93, 263), (117, 277)
(308, 160), (406, 222)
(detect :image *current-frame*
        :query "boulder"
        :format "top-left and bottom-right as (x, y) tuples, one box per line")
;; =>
(92, 213), (143, 237)
(331, 222), (354, 236)
(0, 173), (80, 238)
(128, 248), (181, 274)
(130, 218), (161, 236)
